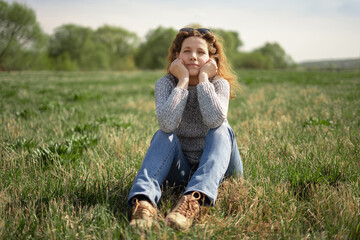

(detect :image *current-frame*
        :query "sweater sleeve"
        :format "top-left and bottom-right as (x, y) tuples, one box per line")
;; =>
(196, 79), (230, 128)
(155, 76), (189, 133)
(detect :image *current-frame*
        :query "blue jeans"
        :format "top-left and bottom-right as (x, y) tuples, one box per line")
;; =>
(127, 122), (243, 207)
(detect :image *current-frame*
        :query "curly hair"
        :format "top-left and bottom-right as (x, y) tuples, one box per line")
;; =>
(166, 29), (239, 98)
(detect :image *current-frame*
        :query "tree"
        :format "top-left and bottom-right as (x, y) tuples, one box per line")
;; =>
(135, 26), (177, 70)
(0, 0), (47, 70)
(235, 51), (273, 69)
(49, 24), (104, 70)
(254, 42), (294, 69)
(94, 25), (139, 70)
(49, 24), (140, 70)
(212, 29), (243, 66)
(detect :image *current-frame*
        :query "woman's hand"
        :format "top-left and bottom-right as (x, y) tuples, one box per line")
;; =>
(170, 58), (189, 89)
(170, 58), (189, 79)
(199, 59), (218, 83)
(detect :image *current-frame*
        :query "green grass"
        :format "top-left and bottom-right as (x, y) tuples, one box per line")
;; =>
(1, 70), (359, 239)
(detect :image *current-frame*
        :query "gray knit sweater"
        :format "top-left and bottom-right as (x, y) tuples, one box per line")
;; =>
(154, 74), (230, 165)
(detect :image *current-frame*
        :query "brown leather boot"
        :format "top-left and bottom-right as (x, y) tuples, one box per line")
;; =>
(165, 191), (201, 230)
(129, 198), (157, 230)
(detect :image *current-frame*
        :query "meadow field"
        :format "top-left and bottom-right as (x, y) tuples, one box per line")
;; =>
(0, 70), (359, 239)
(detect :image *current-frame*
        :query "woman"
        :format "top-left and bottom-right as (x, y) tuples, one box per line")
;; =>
(128, 27), (243, 231)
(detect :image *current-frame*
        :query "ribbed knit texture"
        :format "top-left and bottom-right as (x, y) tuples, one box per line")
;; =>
(154, 74), (230, 165)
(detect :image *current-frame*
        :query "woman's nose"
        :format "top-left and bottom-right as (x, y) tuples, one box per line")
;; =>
(190, 52), (197, 60)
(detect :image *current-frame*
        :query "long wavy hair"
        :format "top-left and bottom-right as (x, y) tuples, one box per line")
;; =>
(166, 28), (239, 98)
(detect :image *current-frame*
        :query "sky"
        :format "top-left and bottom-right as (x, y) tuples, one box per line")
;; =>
(7, 0), (360, 63)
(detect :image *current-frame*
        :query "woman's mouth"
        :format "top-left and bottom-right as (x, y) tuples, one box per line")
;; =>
(187, 64), (199, 68)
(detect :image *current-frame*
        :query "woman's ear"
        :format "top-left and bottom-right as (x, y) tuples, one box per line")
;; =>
(175, 52), (179, 58)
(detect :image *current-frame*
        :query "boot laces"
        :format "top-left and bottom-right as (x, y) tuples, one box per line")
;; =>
(131, 198), (154, 219)
(176, 192), (201, 218)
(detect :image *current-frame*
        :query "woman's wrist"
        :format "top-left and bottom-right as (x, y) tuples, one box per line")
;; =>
(198, 72), (209, 83)
(177, 77), (190, 90)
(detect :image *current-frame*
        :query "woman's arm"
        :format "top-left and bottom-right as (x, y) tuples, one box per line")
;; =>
(197, 79), (230, 128)
(155, 76), (189, 133)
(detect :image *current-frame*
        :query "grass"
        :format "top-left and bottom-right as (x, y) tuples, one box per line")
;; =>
(0, 69), (359, 239)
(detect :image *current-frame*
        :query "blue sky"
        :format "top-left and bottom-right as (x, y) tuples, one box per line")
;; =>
(8, 0), (360, 62)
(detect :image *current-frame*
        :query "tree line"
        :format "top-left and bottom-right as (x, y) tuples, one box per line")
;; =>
(0, 0), (296, 71)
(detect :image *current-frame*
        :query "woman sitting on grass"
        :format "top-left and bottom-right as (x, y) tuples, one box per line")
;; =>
(128, 26), (243, 230)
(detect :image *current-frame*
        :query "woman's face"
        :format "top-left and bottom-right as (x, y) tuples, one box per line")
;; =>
(177, 36), (210, 78)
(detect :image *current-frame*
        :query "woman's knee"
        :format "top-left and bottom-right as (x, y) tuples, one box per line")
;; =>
(206, 122), (233, 140)
(151, 129), (179, 144)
